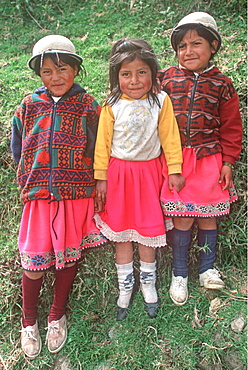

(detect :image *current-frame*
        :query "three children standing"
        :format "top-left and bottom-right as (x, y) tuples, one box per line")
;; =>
(11, 10), (242, 359)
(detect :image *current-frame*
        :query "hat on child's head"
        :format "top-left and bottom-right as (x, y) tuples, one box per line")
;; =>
(28, 35), (82, 70)
(170, 12), (221, 52)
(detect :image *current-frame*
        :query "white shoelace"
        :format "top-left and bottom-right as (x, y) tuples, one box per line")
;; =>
(21, 327), (37, 341)
(174, 276), (187, 288)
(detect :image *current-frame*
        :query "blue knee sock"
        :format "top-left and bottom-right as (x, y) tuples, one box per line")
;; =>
(198, 229), (217, 274)
(168, 228), (191, 278)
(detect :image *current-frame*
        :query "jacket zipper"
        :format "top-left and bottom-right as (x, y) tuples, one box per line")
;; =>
(49, 101), (57, 196)
(186, 73), (199, 148)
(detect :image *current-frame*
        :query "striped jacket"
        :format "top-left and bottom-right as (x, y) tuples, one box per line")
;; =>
(11, 83), (101, 204)
(158, 66), (242, 164)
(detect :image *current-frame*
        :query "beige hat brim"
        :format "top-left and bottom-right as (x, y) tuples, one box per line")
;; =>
(171, 23), (221, 52)
(28, 50), (83, 70)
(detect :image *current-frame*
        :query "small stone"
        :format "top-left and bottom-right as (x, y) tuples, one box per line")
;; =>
(197, 354), (222, 370)
(230, 316), (245, 334)
(222, 350), (246, 369)
(53, 356), (73, 370)
(108, 326), (118, 338)
(233, 333), (242, 342)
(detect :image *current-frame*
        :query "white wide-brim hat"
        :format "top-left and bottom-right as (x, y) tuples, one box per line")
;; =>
(170, 12), (221, 51)
(28, 35), (82, 70)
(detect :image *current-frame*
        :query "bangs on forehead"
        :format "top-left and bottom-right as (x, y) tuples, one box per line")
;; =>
(118, 55), (150, 68)
(33, 52), (82, 76)
(107, 38), (161, 107)
(174, 25), (218, 49)
(42, 54), (65, 66)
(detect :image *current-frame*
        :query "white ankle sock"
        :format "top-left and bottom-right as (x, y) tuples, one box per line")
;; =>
(116, 262), (134, 308)
(140, 260), (158, 304)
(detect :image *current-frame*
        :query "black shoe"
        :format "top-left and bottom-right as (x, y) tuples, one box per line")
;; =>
(116, 306), (128, 321)
(145, 301), (159, 318)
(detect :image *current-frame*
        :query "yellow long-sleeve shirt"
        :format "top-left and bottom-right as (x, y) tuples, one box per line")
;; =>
(94, 92), (182, 180)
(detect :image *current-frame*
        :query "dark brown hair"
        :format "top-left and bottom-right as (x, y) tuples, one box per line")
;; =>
(33, 53), (85, 76)
(106, 38), (161, 107)
(173, 25), (218, 60)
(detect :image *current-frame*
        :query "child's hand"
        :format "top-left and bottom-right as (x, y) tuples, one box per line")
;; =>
(94, 198), (104, 213)
(168, 174), (186, 193)
(96, 180), (107, 204)
(219, 165), (233, 190)
(94, 180), (107, 213)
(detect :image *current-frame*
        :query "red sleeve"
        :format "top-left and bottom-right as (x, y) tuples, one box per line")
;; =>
(219, 93), (243, 164)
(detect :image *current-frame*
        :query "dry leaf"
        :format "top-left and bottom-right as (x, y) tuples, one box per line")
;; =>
(209, 297), (222, 314)
(191, 306), (204, 328)
(81, 33), (88, 42)
(239, 280), (248, 295)
(234, 59), (245, 69)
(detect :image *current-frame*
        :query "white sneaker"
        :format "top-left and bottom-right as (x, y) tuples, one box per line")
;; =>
(21, 321), (42, 358)
(199, 268), (225, 289)
(169, 273), (188, 305)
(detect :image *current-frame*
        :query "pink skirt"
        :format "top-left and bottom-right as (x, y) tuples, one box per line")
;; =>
(160, 148), (238, 218)
(19, 197), (106, 271)
(94, 157), (173, 247)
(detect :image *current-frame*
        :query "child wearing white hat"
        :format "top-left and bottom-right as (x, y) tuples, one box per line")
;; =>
(11, 35), (106, 358)
(159, 12), (242, 305)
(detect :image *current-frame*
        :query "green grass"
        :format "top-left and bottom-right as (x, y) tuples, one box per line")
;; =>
(1, 246), (247, 369)
(0, 0), (247, 369)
